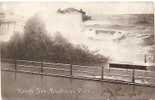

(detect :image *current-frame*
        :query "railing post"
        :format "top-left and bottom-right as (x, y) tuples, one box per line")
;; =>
(144, 54), (147, 63)
(14, 59), (17, 71)
(41, 60), (43, 73)
(132, 69), (135, 83)
(108, 64), (110, 72)
(70, 64), (72, 77)
(101, 64), (104, 80)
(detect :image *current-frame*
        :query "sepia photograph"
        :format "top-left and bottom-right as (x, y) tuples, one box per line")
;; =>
(0, 1), (155, 100)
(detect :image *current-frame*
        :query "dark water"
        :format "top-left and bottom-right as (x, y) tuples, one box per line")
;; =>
(1, 71), (155, 100)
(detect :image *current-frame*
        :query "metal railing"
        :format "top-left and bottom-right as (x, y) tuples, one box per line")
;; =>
(1, 58), (155, 87)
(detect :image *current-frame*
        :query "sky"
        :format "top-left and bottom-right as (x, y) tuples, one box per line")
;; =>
(1, 2), (154, 17)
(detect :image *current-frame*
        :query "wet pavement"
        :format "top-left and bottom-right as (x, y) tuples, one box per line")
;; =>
(1, 71), (155, 100)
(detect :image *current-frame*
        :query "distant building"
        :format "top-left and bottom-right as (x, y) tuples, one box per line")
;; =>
(0, 3), (16, 42)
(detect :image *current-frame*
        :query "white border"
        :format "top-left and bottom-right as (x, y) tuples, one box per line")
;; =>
(0, 0), (154, 2)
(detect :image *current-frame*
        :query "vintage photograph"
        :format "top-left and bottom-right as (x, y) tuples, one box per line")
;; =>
(0, 1), (155, 100)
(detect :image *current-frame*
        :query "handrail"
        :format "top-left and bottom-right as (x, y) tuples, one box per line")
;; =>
(43, 67), (70, 72)
(1, 58), (155, 86)
(17, 65), (41, 68)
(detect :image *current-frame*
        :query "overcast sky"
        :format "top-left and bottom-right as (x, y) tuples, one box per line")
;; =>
(1, 2), (154, 17)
